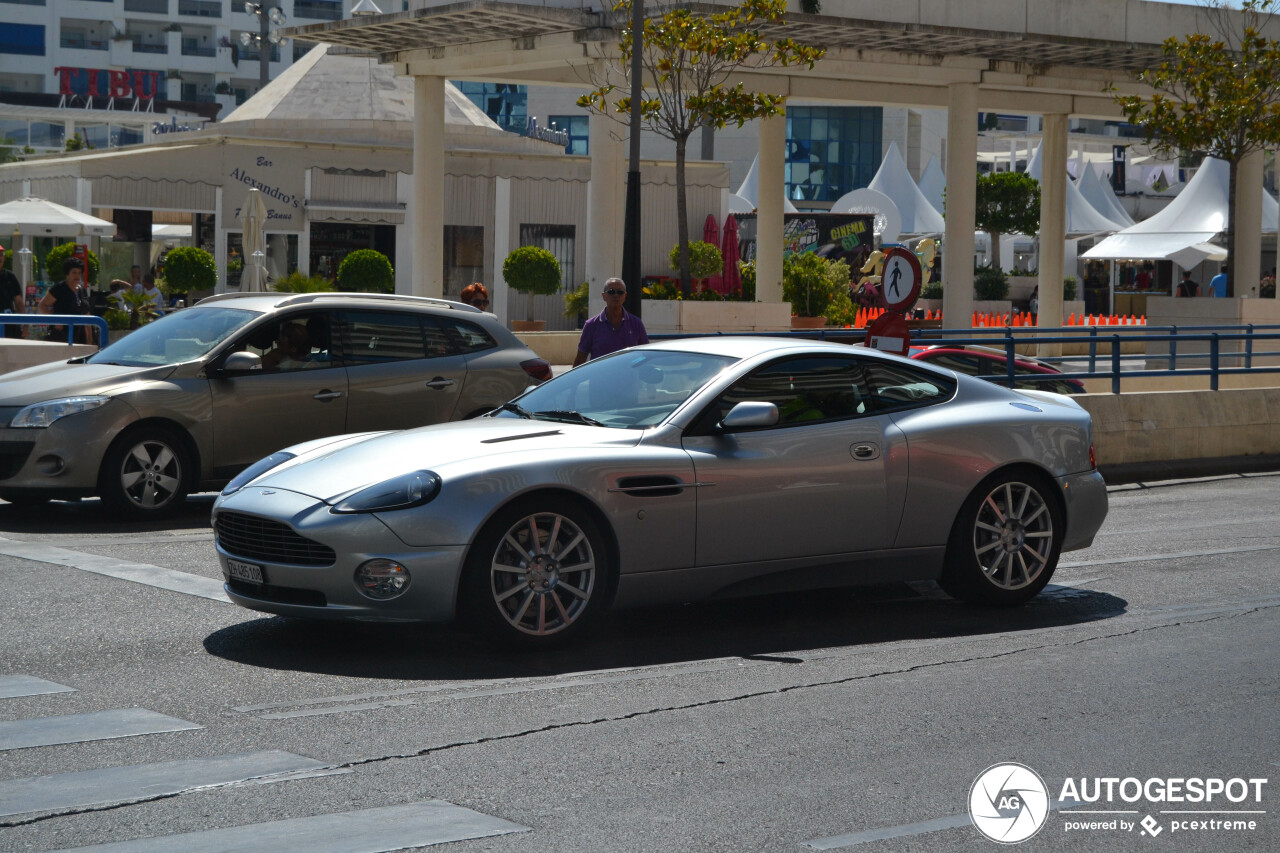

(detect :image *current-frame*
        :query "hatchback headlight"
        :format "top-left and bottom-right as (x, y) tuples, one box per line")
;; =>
(221, 451), (296, 496)
(11, 396), (110, 428)
(332, 470), (441, 514)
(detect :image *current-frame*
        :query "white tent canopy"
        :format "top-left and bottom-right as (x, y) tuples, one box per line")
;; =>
(736, 155), (799, 213)
(1076, 165), (1135, 228)
(865, 142), (945, 235)
(0, 196), (116, 238)
(1083, 157), (1278, 265)
(917, 156), (945, 214)
(1025, 144), (1127, 235)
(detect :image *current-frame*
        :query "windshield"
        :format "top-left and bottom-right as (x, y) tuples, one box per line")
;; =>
(498, 349), (735, 429)
(88, 308), (259, 367)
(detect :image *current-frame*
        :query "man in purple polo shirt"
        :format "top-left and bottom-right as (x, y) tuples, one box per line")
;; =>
(572, 277), (649, 367)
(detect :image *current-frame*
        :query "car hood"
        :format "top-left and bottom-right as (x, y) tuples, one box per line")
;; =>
(0, 361), (176, 406)
(258, 418), (643, 502)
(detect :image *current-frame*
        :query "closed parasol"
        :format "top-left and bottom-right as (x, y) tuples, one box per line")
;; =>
(239, 188), (268, 292)
(721, 215), (741, 296)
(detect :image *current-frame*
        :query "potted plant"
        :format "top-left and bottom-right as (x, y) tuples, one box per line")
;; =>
(502, 245), (561, 331)
(563, 280), (590, 328)
(161, 246), (216, 301)
(782, 252), (838, 328)
(337, 249), (394, 293)
(668, 241), (723, 293)
(44, 242), (100, 287)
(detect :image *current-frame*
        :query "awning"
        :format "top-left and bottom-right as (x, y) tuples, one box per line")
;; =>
(1082, 231), (1220, 263)
(305, 201), (406, 225)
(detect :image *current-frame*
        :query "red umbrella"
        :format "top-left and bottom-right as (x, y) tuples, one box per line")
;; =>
(720, 214), (741, 296)
(702, 214), (721, 292)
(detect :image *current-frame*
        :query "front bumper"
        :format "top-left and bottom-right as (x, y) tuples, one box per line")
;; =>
(1057, 469), (1108, 553)
(213, 486), (466, 623)
(0, 401), (138, 495)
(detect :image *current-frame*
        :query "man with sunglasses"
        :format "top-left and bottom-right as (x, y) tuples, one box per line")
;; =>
(572, 277), (649, 367)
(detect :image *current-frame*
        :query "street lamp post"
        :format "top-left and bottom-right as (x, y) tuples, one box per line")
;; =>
(242, 3), (287, 91)
(621, 0), (643, 316)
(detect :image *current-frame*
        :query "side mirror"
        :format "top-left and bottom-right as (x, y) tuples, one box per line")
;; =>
(720, 401), (779, 431)
(222, 351), (263, 374)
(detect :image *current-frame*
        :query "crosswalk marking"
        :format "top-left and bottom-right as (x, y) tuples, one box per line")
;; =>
(0, 675), (76, 700)
(0, 536), (230, 603)
(0, 708), (201, 752)
(0, 750), (332, 819)
(54, 800), (529, 852)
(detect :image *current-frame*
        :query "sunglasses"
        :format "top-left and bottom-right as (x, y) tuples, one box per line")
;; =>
(475, 299), (490, 307)
(604, 289), (626, 296)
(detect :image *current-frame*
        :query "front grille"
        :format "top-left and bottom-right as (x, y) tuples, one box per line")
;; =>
(215, 511), (336, 567)
(0, 442), (36, 480)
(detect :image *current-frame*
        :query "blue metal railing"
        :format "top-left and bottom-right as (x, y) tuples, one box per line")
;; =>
(0, 315), (110, 347)
(651, 323), (1280, 394)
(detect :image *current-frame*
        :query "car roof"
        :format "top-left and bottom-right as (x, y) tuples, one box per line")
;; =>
(194, 291), (487, 316)
(641, 335), (864, 360)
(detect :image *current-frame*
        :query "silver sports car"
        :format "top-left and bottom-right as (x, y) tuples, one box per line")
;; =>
(213, 337), (1107, 647)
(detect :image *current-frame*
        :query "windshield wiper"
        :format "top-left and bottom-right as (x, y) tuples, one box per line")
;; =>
(496, 401), (534, 419)
(534, 409), (606, 427)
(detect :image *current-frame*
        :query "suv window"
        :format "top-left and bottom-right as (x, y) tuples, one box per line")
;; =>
(337, 310), (429, 364)
(229, 310), (336, 373)
(440, 317), (497, 354)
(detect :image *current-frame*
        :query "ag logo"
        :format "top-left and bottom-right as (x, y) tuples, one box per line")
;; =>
(969, 763), (1050, 844)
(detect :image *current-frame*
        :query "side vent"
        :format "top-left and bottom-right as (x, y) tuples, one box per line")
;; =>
(612, 476), (685, 498)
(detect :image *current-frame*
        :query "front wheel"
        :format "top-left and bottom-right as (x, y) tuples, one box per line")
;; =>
(461, 497), (615, 648)
(939, 473), (1063, 605)
(99, 426), (192, 519)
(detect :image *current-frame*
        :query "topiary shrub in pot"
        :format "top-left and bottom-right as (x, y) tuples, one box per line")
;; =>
(44, 242), (100, 286)
(337, 249), (394, 293)
(669, 240), (723, 292)
(974, 266), (1010, 301)
(503, 245), (561, 330)
(160, 246), (216, 298)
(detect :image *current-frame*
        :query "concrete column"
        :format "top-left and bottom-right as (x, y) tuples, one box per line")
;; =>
(585, 110), (625, 316)
(1234, 148), (1263, 297)
(412, 75), (445, 298)
(493, 176), (512, 324)
(1038, 113), (1068, 356)
(756, 113), (785, 305)
(214, 186), (227, 294)
(943, 83), (977, 329)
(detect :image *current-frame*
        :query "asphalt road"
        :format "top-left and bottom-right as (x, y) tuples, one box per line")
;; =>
(0, 473), (1277, 852)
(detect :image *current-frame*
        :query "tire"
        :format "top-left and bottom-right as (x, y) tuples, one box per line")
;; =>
(938, 471), (1063, 605)
(99, 426), (192, 519)
(461, 496), (615, 649)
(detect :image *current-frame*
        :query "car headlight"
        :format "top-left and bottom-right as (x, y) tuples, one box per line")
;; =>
(10, 396), (110, 428)
(331, 470), (441, 514)
(221, 451), (296, 496)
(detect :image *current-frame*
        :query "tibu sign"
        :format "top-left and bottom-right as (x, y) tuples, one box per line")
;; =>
(54, 67), (164, 100)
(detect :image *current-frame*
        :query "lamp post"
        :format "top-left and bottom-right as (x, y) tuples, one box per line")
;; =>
(622, 0), (643, 316)
(242, 2), (286, 91)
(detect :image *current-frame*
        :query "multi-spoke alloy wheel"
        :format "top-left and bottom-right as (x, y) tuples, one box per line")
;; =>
(940, 472), (1062, 605)
(464, 497), (615, 648)
(971, 480), (1054, 591)
(100, 427), (190, 518)
(490, 511), (596, 636)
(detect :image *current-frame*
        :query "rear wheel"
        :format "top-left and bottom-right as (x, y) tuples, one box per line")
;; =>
(939, 472), (1062, 605)
(461, 496), (615, 648)
(99, 426), (191, 519)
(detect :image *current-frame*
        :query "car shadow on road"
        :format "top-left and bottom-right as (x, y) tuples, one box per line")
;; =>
(202, 582), (1127, 681)
(0, 494), (215, 534)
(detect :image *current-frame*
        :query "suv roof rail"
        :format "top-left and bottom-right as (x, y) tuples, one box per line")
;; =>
(194, 291), (482, 312)
(196, 292), (266, 305)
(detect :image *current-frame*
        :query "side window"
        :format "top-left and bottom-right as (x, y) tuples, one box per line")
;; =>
(927, 352), (983, 377)
(440, 317), (497, 354)
(700, 356), (873, 430)
(230, 311), (334, 373)
(863, 361), (956, 412)
(337, 310), (428, 365)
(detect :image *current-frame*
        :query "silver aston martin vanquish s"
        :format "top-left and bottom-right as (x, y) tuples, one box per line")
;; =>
(213, 337), (1108, 648)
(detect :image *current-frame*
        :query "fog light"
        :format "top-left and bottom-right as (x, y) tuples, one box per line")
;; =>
(35, 454), (66, 476)
(354, 559), (411, 600)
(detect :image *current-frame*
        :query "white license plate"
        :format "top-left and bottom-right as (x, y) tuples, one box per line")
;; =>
(227, 558), (265, 584)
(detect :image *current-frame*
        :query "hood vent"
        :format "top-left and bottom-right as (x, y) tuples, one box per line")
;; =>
(611, 475), (685, 498)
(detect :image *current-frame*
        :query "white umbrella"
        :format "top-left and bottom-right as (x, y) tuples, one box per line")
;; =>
(0, 196), (116, 238)
(239, 188), (268, 292)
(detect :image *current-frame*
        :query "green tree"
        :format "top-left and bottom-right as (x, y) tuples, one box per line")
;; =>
(502, 245), (562, 322)
(668, 240), (723, 289)
(974, 172), (1040, 274)
(337, 249), (394, 293)
(44, 242), (100, 286)
(160, 246), (216, 294)
(580, 0), (824, 293)
(1114, 0), (1280, 296)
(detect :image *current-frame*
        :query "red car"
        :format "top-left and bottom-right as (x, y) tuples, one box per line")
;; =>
(909, 344), (1086, 395)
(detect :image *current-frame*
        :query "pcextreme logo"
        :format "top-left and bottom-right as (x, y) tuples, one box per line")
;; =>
(969, 763), (1269, 843)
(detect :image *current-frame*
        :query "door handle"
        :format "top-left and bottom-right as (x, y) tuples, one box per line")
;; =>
(850, 443), (879, 460)
(312, 390), (343, 401)
(425, 378), (456, 390)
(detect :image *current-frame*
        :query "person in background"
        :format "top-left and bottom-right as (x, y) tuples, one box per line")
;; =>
(1135, 262), (1152, 291)
(38, 257), (90, 341)
(1208, 264), (1228, 298)
(129, 264), (144, 292)
(108, 279), (131, 311)
(140, 274), (165, 318)
(0, 244), (25, 339)
(459, 282), (490, 310)
(1177, 270), (1199, 298)
(572, 277), (648, 367)
(1028, 285), (1040, 316)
